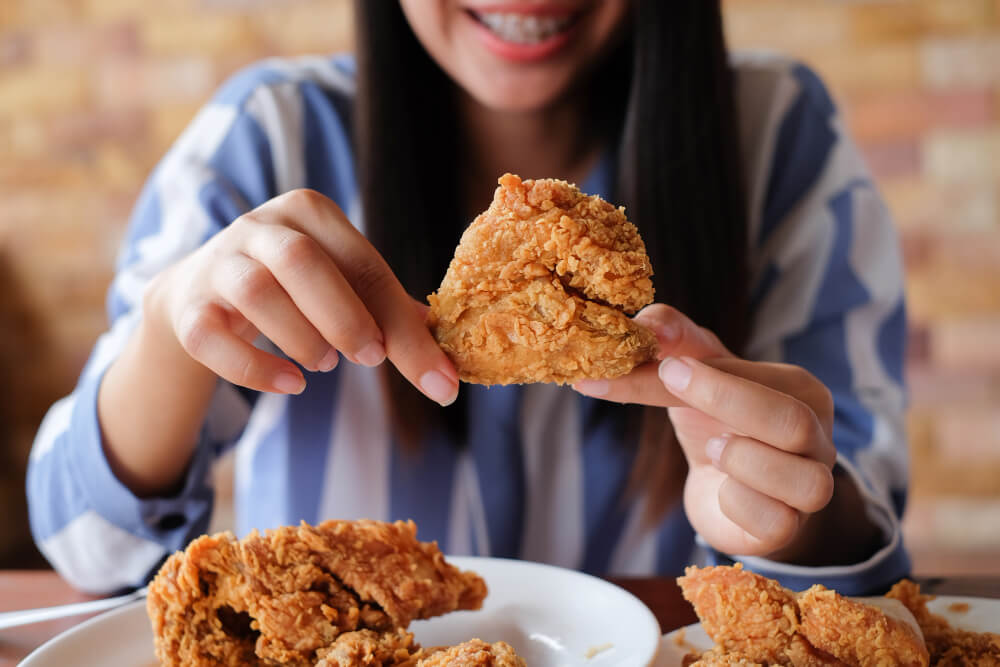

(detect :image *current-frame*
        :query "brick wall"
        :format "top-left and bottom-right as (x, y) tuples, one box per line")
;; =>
(0, 0), (356, 568)
(1, 0), (998, 574)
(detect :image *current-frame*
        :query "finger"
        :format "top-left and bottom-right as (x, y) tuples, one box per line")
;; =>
(682, 466), (772, 556)
(367, 275), (461, 407)
(176, 300), (306, 394)
(667, 406), (732, 463)
(576, 350), (836, 431)
(573, 303), (733, 403)
(574, 360), (789, 410)
(708, 434), (835, 513)
(717, 476), (801, 549)
(214, 252), (338, 372)
(573, 361), (686, 407)
(659, 356), (835, 466)
(697, 358), (835, 435)
(261, 190), (458, 405)
(411, 299), (431, 319)
(241, 222), (385, 367)
(633, 303), (732, 360)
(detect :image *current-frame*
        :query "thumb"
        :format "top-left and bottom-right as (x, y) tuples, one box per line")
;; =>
(633, 304), (732, 361)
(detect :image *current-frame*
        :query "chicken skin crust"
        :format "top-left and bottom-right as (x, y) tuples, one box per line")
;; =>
(415, 639), (527, 667)
(887, 579), (1000, 666)
(797, 585), (929, 667)
(678, 565), (930, 667)
(428, 173), (657, 385)
(678, 565), (835, 667)
(146, 519), (486, 666)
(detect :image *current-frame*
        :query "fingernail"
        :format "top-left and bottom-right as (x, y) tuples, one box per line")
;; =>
(706, 436), (728, 465)
(420, 369), (458, 406)
(659, 357), (692, 392)
(318, 348), (339, 372)
(275, 372), (306, 394)
(355, 340), (386, 367)
(573, 379), (609, 396)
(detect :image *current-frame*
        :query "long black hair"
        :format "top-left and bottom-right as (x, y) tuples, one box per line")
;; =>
(354, 1), (749, 512)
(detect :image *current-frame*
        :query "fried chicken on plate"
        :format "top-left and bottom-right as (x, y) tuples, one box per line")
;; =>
(677, 565), (841, 666)
(678, 564), (929, 667)
(685, 650), (772, 666)
(887, 579), (1000, 666)
(797, 585), (929, 667)
(314, 628), (420, 667)
(415, 639), (527, 667)
(428, 173), (657, 385)
(147, 519), (488, 666)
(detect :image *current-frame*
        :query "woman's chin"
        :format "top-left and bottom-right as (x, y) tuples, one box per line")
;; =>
(461, 76), (576, 115)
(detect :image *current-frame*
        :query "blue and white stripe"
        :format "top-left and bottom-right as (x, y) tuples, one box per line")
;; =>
(28, 51), (910, 596)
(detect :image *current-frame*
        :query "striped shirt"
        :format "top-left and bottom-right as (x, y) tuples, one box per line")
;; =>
(27, 52), (911, 595)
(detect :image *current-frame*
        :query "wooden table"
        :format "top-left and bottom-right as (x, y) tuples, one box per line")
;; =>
(2, 570), (999, 665)
(0, 571), (101, 666)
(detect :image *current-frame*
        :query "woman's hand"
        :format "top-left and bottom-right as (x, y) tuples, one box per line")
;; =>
(573, 304), (838, 558)
(102, 188), (458, 497)
(146, 188), (459, 406)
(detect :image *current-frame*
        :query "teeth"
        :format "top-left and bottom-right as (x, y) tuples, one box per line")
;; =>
(476, 12), (573, 44)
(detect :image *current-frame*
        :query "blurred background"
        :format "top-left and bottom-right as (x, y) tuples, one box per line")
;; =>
(1, 0), (998, 574)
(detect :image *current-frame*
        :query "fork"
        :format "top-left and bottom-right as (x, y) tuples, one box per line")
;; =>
(0, 586), (148, 631)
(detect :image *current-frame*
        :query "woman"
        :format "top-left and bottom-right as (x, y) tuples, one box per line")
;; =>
(28, 1), (910, 595)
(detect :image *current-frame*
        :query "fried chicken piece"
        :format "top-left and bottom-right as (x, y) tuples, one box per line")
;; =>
(415, 639), (527, 666)
(797, 585), (928, 667)
(685, 649), (766, 666)
(314, 628), (421, 667)
(887, 579), (1000, 666)
(428, 173), (657, 385)
(147, 519), (487, 666)
(677, 564), (837, 666)
(679, 565), (932, 667)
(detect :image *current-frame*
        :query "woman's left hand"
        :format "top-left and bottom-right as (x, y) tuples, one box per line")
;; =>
(573, 304), (837, 558)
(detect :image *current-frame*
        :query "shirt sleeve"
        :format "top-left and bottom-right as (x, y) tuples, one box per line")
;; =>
(704, 62), (911, 595)
(25, 65), (286, 593)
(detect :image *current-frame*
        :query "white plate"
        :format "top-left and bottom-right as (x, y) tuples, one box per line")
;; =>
(412, 557), (661, 665)
(22, 556), (661, 667)
(653, 595), (1000, 666)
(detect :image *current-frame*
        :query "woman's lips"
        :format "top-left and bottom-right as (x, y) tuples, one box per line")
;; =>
(464, 8), (581, 63)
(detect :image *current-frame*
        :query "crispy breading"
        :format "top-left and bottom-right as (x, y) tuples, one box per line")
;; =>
(797, 584), (929, 667)
(887, 579), (1000, 666)
(684, 649), (766, 666)
(677, 564), (838, 667)
(678, 565), (934, 667)
(315, 629), (420, 667)
(415, 639), (527, 667)
(428, 173), (657, 385)
(147, 519), (487, 666)
(314, 628), (421, 667)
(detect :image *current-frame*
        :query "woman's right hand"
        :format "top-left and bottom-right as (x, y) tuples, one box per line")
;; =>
(144, 188), (460, 406)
